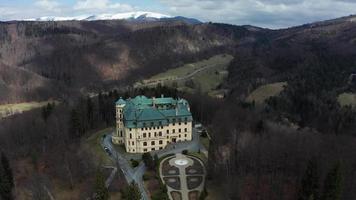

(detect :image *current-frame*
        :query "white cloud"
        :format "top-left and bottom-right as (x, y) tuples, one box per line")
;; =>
(74, 0), (134, 12)
(35, 0), (60, 12)
(160, 0), (356, 28)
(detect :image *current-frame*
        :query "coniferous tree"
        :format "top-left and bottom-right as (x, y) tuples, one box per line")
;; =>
(93, 170), (109, 200)
(0, 152), (14, 200)
(86, 97), (94, 128)
(69, 109), (81, 138)
(121, 181), (141, 200)
(298, 158), (319, 200)
(321, 162), (343, 200)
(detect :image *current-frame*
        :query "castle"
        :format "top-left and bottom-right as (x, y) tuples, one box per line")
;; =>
(112, 95), (193, 153)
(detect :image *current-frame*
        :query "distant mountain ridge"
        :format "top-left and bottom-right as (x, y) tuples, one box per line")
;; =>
(16, 11), (202, 24)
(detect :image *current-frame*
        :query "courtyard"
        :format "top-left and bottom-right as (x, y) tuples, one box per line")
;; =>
(159, 154), (206, 200)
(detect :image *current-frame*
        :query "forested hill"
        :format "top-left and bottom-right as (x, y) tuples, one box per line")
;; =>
(0, 20), (252, 103)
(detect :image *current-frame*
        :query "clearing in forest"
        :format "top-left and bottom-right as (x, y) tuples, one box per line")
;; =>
(135, 54), (234, 96)
(246, 82), (287, 104)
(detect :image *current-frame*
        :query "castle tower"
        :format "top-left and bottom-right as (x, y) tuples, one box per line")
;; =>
(112, 97), (126, 144)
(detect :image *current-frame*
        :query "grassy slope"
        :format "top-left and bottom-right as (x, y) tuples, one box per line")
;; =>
(0, 100), (59, 118)
(338, 93), (356, 107)
(246, 82), (287, 104)
(136, 54), (234, 95)
(82, 127), (115, 166)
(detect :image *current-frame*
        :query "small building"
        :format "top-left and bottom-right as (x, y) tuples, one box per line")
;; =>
(112, 95), (193, 153)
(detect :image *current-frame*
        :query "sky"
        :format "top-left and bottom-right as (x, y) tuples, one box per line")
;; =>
(1, 0), (356, 28)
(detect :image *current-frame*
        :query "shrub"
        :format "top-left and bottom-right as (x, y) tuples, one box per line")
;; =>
(130, 159), (139, 168)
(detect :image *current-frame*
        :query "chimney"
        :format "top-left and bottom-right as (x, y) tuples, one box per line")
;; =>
(152, 97), (156, 107)
(161, 94), (164, 98)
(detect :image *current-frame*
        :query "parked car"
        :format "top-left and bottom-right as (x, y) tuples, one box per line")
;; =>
(104, 147), (112, 156)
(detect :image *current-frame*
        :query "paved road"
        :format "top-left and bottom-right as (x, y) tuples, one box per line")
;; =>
(101, 129), (201, 200)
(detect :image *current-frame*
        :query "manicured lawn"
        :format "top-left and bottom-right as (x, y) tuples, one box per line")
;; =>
(0, 100), (59, 118)
(338, 92), (356, 107)
(83, 127), (114, 166)
(246, 82), (287, 104)
(200, 137), (210, 150)
(188, 152), (208, 164)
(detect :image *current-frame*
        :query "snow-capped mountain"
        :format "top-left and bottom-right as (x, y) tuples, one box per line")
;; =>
(25, 11), (172, 21)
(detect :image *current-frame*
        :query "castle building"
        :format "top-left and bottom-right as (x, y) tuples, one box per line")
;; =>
(112, 95), (193, 153)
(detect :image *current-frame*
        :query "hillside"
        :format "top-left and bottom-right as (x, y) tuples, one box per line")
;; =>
(0, 20), (250, 103)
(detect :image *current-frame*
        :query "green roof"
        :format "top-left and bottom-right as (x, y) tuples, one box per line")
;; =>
(116, 97), (126, 105)
(117, 95), (192, 128)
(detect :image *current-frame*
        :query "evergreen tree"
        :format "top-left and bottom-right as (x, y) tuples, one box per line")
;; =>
(0, 152), (14, 200)
(93, 170), (109, 200)
(86, 97), (94, 128)
(69, 109), (81, 138)
(121, 181), (141, 200)
(153, 154), (159, 170)
(142, 153), (154, 170)
(298, 158), (319, 200)
(41, 102), (55, 121)
(321, 162), (343, 200)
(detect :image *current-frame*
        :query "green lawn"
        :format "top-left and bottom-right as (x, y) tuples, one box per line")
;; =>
(83, 127), (114, 166)
(200, 137), (210, 150)
(135, 54), (234, 95)
(338, 93), (356, 107)
(188, 152), (208, 164)
(246, 82), (287, 104)
(0, 100), (59, 118)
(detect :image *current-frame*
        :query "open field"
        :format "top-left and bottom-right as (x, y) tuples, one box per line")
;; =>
(338, 93), (356, 107)
(135, 54), (234, 95)
(0, 100), (59, 118)
(246, 82), (287, 104)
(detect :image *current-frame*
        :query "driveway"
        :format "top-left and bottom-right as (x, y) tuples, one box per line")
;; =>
(102, 129), (201, 200)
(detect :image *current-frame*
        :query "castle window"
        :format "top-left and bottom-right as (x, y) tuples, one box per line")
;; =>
(179, 129), (181, 133)
(130, 134), (132, 139)
(130, 128), (132, 131)
(149, 133), (151, 137)
(184, 128), (187, 132)
(144, 148), (147, 152)
(143, 142), (147, 146)
(141, 128), (143, 131)
(159, 140), (163, 144)
(151, 141), (155, 145)
(151, 148), (155, 151)
(154, 132), (157, 137)
(159, 132), (162, 136)
(179, 135), (181, 138)
(132, 141), (135, 145)
(143, 133), (146, 138)
(173, 129), (175, 133)
(185, 134), (187, 137)
(167, 130), (169, 134)
(179, 122), (181, 125)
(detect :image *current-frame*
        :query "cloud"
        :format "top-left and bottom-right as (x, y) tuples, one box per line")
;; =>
(160, 0), (356, 28)
(74, 0), (135, 12)
(35, 0), (60, 12)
